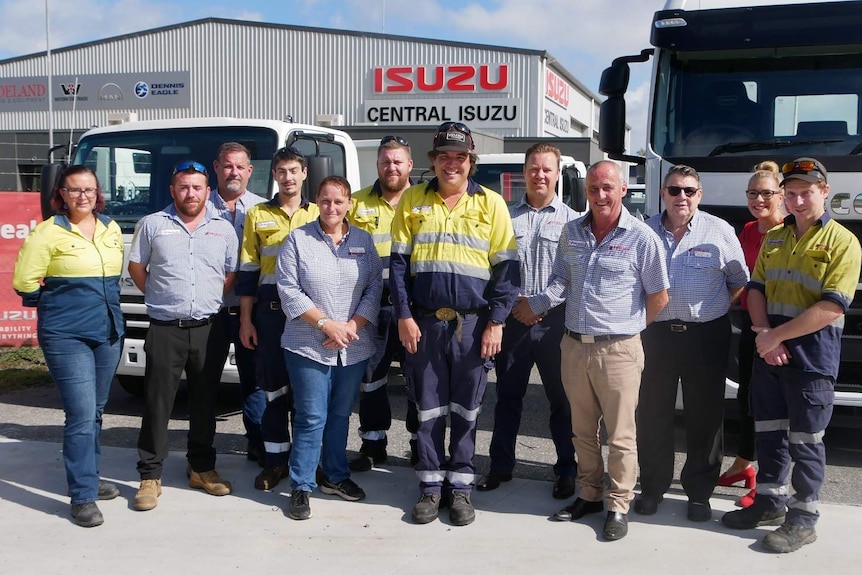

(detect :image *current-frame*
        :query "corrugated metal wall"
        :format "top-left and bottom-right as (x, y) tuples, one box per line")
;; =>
(0, 20), (545, 138)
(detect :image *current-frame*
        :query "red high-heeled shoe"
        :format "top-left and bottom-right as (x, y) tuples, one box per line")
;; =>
(717, 465), (756, 488)
(738, 489), (756, 508)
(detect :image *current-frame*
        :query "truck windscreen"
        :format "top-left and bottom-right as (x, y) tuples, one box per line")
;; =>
(73, 126), (280, 233)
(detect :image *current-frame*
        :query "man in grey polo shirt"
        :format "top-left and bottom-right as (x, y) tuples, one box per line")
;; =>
(128, 160), (239, 511)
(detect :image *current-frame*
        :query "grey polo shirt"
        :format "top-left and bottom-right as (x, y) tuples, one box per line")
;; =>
(129, 204), (239, 322)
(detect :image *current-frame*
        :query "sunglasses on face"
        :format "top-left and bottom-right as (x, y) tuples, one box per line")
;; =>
(173, 160), (208, 176)
(276, 146), (305, 157)
(380, 135), (409, 147)
(665, 185), (699, 197)
(745, 189), (778, 200)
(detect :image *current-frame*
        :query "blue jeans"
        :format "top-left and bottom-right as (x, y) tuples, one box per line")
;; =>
(284, 350), (367, 492)
(41, 336), (122, 504)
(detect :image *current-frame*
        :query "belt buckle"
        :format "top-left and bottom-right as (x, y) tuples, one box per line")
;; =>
(435, 307), (457, 321)
(580, 334), (596, 343)
(177, 319), (188, 328)
(670, 323), (687, 332)
(269, 301), (280, 311)
(227, 307), (239, 316)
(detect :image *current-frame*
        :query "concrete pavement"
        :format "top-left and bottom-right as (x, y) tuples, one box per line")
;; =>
(0, 436), (858, 575)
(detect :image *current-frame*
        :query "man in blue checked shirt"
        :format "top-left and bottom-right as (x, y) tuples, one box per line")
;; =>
(634, 164), (749, 523)
(477, 143), (582, 500)
(546, 160), (669, 541)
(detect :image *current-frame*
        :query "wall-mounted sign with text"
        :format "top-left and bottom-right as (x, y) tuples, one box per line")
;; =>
(0, 71), (191, 112)
(365, 98), (521, 129)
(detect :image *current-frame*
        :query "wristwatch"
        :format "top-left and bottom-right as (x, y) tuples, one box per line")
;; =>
(317, 317), (329, 330)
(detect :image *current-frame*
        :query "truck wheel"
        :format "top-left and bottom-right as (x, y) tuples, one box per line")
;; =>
(116, 375), (145, 398)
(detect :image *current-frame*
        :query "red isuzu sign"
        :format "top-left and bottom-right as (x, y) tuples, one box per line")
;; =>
(546, 70), (570, 108)
(0, 192), (42, 347)
(373, 64), (510, 93)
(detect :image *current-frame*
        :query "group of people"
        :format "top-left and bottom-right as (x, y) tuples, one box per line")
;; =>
(12, 122), (858, 555)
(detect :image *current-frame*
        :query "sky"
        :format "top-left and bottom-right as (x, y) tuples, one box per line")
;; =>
(0, 0), (671, 147)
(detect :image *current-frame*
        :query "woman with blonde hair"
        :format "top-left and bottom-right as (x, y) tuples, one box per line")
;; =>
(718, 161), (784, 507)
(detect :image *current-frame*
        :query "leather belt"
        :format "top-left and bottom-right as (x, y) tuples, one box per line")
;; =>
(150, 316), (214, 328)
(565, 329), (626, 343)
(264, 301), (281, 311)
(225, 306), (240, 316)
(418, 307), (483, 321)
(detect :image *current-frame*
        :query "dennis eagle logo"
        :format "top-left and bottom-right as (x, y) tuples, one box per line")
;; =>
(134, 82), (149, 99)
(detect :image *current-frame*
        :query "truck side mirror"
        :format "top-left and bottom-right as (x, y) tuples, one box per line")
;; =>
(304, 155), (333, 198)
(599, 96), (628, 159)
(40, 163), (66, 220)
(562, 165), (586, 212)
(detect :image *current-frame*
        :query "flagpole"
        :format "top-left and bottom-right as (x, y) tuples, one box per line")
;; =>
(46, 0), (54, 161)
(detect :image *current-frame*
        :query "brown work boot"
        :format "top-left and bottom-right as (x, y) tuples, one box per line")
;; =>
(255, 466), (288, 491)
(189, 469), (232, 496)
(134, 479), (162, 511)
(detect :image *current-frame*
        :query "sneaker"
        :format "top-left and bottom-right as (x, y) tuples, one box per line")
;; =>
(288, 490), (312, 520)
(189, 469), (232, 496)
(722, 502), (786, 530)
(70, 502), (104, 527)
(449, 491), (476, 526)
(762, 523), (817, 553)
(254, 466), (288, 491)
(319, 477), (366, 501)
(97, 480), (120, 501)
(134, 479), (161, 511)
(412, 493), (441, 524)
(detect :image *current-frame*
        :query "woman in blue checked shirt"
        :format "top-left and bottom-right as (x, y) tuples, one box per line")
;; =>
(276, 175), (383, 521)
(13, 166), (125, 528)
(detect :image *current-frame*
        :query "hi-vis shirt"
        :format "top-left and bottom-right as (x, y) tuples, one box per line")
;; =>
(389, 178), (520, 324)
(750, 213), (861, 378)
(349, 181), (397, 282)
(13, 214), (125, 342)
(236, 197), (319, 301)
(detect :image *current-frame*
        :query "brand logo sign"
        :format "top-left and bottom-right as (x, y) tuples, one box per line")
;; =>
(373, 64), (510, 94)
(365, 98), (521, 129)
(546, 70), (570, 108)
(60, 83), (81, 96)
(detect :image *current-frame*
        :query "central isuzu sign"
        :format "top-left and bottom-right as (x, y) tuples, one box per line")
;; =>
(373, 64), (510, 94)
(365, 98), (521, 129)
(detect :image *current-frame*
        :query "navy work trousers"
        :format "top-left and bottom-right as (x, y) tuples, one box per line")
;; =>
(489, 309), (576, 478)
(405, 311), (491, 495)
(256, 300), (293, 468)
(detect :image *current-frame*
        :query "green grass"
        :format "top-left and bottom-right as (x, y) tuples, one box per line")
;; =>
(0, 346), (53, 394)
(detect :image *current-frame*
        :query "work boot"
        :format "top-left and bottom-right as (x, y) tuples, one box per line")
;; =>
(189, 469), (232, 496)
(97, 480), (120, 500)
(255, 466), (288, 491)
(134, 479), (161, 511)
(70, 502), (104, 527)
(288, 490), (312, 520)
(722, 501), (786, 530)
(449, 491), (476, 526)
(411, 493), (441, 524)
(349, 442), (388, 472)
(762, 523), (817, 553)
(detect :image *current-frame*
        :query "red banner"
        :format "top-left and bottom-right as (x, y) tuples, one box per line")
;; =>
(0, 192), (42, 347)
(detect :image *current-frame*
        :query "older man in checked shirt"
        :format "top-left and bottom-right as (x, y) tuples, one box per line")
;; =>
(634, 164), (749, 523)
(477, 143), (582, 499)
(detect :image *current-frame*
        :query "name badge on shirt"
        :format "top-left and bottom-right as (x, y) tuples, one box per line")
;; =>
(157, 229), (181, 237)
(348, 246), (366, 256)
(412, 205), (433, 214)
(255, 221), (277, 230)
(568, 239), (588, 248)
(356, 208), (376, 216)
(689, 248), (712, 258)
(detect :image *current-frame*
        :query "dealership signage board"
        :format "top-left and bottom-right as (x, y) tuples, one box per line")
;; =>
(0, 71), (191, 112)
(0, 192), (41, 347)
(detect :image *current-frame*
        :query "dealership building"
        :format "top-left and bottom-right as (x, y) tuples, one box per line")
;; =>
(0, 17), (613, 191)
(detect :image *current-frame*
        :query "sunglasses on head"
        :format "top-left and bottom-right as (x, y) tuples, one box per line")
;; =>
(665, 185), (699, 197)
(781, 160), (821, 175)
(380, 135), (409, 147)
(173, 160), (208, 176)
(437, 121), (471, 135)
(745, 189), (778, 200)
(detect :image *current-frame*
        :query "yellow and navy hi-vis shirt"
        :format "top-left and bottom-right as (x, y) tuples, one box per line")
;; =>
(750, 213), (861, 378)
(12, 214), (125, 342)
(237, 196), (319, 301)
(389, 178), (520, 324)
(349, 181), (398, 282)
